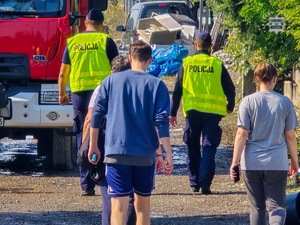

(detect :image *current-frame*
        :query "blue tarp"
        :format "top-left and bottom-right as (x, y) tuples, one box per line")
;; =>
(147, 44), (189, 77)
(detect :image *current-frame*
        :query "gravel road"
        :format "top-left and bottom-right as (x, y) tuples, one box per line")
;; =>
(0, 145), (251, 225)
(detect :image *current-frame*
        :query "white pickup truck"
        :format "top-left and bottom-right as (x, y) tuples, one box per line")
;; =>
(116, 1), (197, 55)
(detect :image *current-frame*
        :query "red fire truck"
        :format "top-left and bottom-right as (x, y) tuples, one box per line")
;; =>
(0, 0), (108, 169)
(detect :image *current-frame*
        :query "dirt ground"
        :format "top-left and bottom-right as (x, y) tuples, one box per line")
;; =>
(0, 72), (255, 225)
(0, 147), (251, 225)
(0, 170), (250, 225)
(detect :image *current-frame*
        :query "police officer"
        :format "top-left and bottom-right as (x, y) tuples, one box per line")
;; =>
(170, 31), (235, 194)
(58, 8), (118, 196)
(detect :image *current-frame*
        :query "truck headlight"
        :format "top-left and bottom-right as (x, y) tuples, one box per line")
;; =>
(0, 101), (10, 118)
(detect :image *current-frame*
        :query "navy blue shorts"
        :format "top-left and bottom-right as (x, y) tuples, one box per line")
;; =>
(106, 163), (155, 197)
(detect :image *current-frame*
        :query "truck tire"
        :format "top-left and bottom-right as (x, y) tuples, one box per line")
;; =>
(70, 135), (78, 168)
(52, 129), (74, 170)
(37, 129), (53, 157)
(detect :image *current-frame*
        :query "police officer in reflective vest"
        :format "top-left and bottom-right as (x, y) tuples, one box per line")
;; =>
(58, 8), (118, 196)
(170, 31), (235, 194)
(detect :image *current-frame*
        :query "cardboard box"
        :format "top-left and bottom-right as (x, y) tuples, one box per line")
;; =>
(169, 14), (197, 44)
(154, 14), (183, 31)
(137, 14), (182, 45)
(178, 24), (195, 45)
(137, 13), (196, 46)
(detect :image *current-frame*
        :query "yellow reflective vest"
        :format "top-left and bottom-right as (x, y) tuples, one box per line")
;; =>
(182, 54), (227, 116)
(67, 32), (111, 92)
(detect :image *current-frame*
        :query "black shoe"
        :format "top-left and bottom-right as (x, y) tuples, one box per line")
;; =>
(201, 188), (212, 195)
(81, 189), (95, 196)
(190, 186), (200, 193)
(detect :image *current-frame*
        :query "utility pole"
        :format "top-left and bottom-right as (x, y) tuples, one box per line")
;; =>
(199, 0), (203, 30)
(124, 0), (134, 15)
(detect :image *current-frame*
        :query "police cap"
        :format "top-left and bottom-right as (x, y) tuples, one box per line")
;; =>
(194, 30), (212, 43)
(87, 8), (104, 21)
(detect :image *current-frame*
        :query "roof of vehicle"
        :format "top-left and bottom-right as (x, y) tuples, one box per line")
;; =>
(132, 1), (191, 9)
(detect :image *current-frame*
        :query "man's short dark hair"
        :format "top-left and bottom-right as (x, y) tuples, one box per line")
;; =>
(129, 40), (152, 62)
(197, 39), (212, 49)
(111, 55), (131, 73)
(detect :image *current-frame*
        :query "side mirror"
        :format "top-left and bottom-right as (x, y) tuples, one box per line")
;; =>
(69, 11), (80, 26)
(89, 0), (108, 11)
(69, 15), (77, 26)
(116, 25), (126, 32)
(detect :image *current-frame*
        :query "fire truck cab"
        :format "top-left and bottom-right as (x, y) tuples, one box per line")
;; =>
(0, 0), (108, 169)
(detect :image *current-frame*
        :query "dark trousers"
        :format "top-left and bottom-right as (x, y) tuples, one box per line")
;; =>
(72, 90), (94, 191)
(183, 110), (222, 189)
(242, 170), (287, 225)
(99, 178), (136, 225)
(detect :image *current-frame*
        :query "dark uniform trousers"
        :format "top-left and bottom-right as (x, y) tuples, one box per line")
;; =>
(72, 90), (95, 192)
(183, 110), (222, 189)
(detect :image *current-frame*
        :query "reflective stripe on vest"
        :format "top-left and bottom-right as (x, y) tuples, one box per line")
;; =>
(67, 32), (111, 92)
(182, 54), (226, 116)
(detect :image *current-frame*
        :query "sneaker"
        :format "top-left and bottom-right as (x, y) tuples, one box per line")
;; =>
(201, 188), (212, 195)
(81, 189), (95, 196)
(190, 186), (200, 193)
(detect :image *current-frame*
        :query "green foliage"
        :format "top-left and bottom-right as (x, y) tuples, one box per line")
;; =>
(103, 2), (126, 40)
(287, 177), (299, 193)
(206, 0), (300, 76)
(110, 0), (119, 6)
(279, 0), (300, 50)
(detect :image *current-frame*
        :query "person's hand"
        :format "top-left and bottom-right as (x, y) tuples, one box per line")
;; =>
(169, 116), (177, 127)
(59, 94), (69, 105)
(88, 146), (101, 165)
(163, 153), (173, 176)
(227, 109), (233, 114)
(289, 160), (299, 177)
(156, 155), (164, 173)
(230, 163), (240, 181)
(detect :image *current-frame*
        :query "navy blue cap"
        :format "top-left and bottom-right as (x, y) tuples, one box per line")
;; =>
(87, 8), (104, 21)
(194, 31), (212, 43)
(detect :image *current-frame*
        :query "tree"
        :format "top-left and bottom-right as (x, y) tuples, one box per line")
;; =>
(279, 0), (300, 50)
(206, 0), (300, 77)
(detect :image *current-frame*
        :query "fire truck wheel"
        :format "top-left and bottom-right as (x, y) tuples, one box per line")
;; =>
(70, 135), (78, 167)
(37, 129), (53, 157)
(52, 129), (72, 170)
